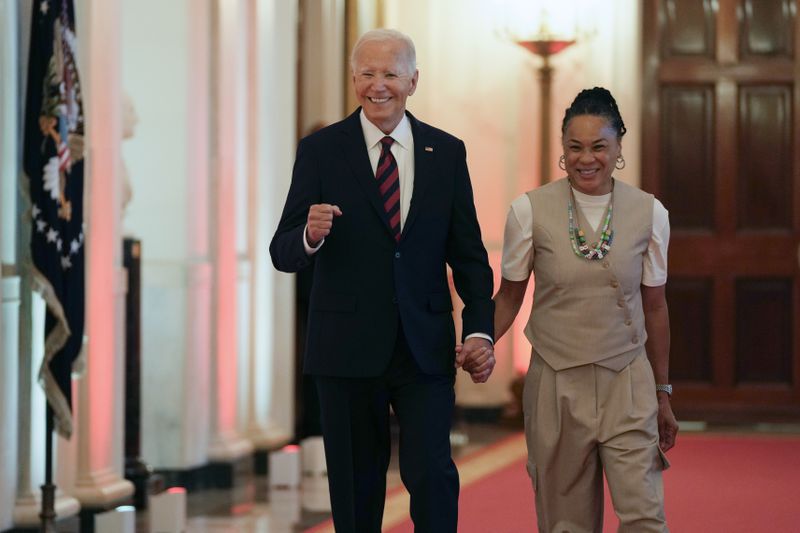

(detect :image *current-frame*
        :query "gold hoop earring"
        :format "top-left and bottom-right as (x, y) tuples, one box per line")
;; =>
(615, 155), (626, 170)
(558, 155), (567, 171)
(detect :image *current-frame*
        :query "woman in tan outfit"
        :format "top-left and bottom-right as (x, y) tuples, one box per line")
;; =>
(491, 87), (679, 532)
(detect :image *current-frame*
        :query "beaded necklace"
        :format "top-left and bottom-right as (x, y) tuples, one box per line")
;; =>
(567, 181), (614, 260)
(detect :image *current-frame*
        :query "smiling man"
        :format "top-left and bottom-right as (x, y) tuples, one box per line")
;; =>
(269, 29), (495, 533)
(352, 34), (417, 134)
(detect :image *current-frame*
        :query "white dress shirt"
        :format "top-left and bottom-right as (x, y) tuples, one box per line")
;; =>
(303, 111), (414, 254)
(501, 186), (670, 286)
(360, 110), (415, 230)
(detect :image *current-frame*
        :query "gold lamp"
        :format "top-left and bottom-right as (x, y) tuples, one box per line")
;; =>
(515, 18), (575, 185)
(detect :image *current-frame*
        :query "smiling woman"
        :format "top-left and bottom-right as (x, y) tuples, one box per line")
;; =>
(492, 87), (677, 531)
(562, 114), (621, 196)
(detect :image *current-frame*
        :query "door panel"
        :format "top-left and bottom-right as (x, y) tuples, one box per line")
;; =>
(735, 278), (793, 385)
(666, 278), (713, 382)
(662, 0), (716, 57)
(737, 86), (793, 230)
(660, 86), (716, 229)
(740, 0), (794, 58)
(643, 0), (800, 420)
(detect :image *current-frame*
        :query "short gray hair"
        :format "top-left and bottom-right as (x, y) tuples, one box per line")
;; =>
(350, 29), (417, 75)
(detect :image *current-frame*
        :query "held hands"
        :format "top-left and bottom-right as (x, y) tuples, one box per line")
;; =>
(455, 338), (495, 384)
(657, 394), (679, 452)
(306, 204), (342, 247)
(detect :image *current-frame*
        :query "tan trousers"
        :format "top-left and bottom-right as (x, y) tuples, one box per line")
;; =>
(523, 352), (669, 533)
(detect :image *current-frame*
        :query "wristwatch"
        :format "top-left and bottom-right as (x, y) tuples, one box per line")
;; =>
(655, 384), (673, 396)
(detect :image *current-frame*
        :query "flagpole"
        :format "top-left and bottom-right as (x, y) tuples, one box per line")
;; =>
(24, 0), (86, 528)
(40, 406), (57, 532)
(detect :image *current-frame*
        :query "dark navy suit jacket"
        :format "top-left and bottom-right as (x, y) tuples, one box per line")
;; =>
(270, 109), (494, 377)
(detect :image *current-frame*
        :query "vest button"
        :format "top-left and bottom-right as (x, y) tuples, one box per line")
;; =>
(625, 319), (632, 326)
(632, 336), (639, 344)
(602, 260), (610, 268)
(610, 280), (619, 288)
(395, 252), (401, 259)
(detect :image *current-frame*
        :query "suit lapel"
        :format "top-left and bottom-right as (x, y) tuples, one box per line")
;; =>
(338, 109), (395, 237)
(402, 112), (434, 240)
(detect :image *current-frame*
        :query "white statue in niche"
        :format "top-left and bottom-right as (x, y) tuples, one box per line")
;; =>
(121, 91), (138, 215)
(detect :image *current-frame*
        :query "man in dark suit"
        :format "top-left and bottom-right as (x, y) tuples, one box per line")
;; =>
(270, 29), (495, 533)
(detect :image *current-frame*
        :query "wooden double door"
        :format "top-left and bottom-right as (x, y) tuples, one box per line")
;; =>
(642, 0), (800, 420)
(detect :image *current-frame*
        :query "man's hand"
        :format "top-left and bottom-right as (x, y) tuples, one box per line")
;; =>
(657, 393), (679, 452)
(455, 338), (495, 383)
(306, 204), (342, 246)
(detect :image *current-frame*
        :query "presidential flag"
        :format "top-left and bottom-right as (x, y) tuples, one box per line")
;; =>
(23, 0), (85, 439)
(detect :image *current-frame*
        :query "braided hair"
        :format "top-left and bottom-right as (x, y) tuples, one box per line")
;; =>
(561, 87), (627, 139)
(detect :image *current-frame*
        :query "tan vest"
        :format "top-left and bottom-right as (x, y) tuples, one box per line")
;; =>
(524, 178), (654, 371)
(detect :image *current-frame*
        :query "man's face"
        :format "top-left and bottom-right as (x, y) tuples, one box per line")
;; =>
(352, 39), (418, 134)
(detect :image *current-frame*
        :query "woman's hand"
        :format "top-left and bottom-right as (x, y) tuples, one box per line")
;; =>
(455, 342), (496, 383)
(657, 394), (679, 452)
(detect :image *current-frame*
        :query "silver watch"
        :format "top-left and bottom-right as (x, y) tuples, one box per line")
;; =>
(655, 384), (672, 396)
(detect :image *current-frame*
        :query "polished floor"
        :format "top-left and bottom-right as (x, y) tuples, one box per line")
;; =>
(142, 421), (800, 533)
(177, 421), (518, 533)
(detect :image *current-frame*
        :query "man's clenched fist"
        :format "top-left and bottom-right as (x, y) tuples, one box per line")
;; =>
(306, 204), (343, 247)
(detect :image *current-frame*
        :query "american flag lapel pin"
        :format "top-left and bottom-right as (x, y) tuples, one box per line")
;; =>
(424, 146), (433, 152)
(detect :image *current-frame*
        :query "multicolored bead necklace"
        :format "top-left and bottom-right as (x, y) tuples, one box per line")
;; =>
(567, 181), (614, 260)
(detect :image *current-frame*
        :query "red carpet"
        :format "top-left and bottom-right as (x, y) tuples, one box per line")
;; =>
(306, 433), (800, 532)
(384, 433), (800, 533)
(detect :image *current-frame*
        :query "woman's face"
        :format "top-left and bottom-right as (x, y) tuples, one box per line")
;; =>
(562, 114), (621, 196)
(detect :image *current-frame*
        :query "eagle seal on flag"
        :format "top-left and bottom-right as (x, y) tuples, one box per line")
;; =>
(23, 0), (86, 439)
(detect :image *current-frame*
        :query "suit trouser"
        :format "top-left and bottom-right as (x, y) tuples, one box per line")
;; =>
(314, 328), (458, 533)
(523, 351), (670, 533)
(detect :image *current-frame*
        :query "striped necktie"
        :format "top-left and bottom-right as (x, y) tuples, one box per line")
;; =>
(376, 136), (401, 242)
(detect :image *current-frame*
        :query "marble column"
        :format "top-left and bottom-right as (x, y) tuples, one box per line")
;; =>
(237, 0), (257, 449)
(299, 0), (346, 133)
(241, 0), (297, 452)
(68, 0), (133, 507)
(1, 1), (20, 528)
(120, 0), (214, 471)
(207, 0), (252, 464)
(0, 0), (19, 519)
(0, 14), (19, 503)
(0, 275), (20, 531)
(246, 0), (299, 450)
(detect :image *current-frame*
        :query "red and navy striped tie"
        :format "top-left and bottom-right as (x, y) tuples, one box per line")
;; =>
(376, 136), (401, 242)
